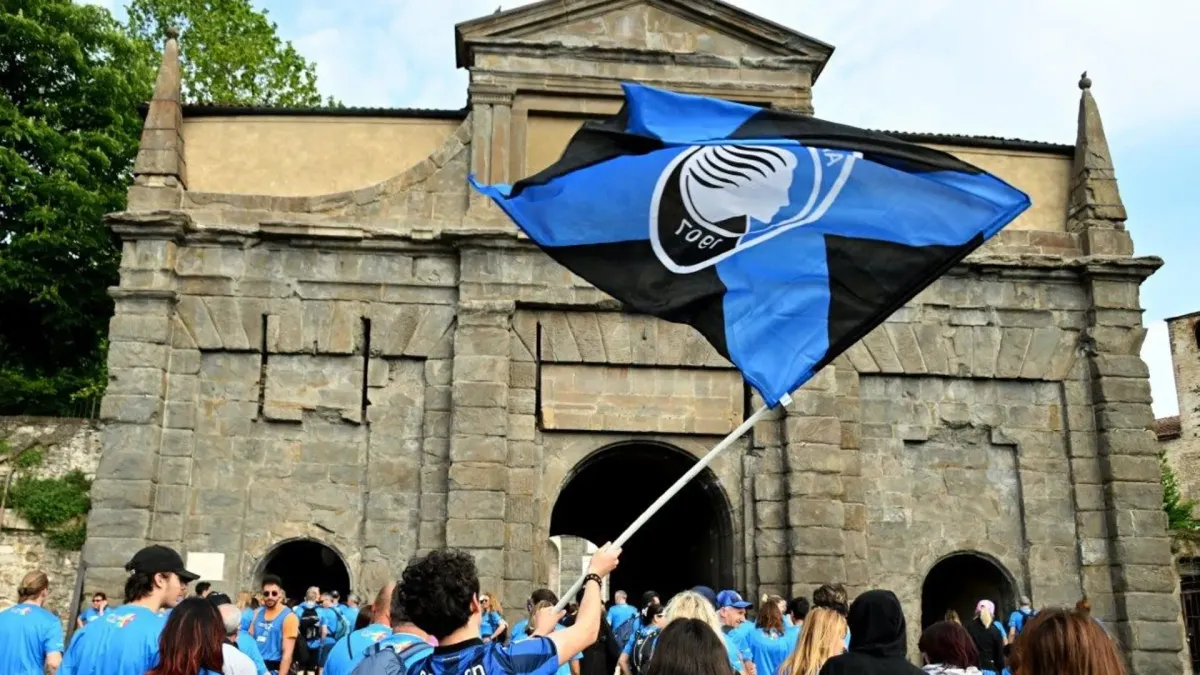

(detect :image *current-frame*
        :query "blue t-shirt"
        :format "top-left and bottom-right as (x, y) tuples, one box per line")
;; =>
(80, 607), (108, 624)
(410, 637), (559, 675)
(241, 608), (256, 632)
(514, 631), (578, 675)
(59, 604), (165, 675)
(622, 621), (655, 656)
(606, 605), (637, 634)
(0, 602), (65, 675)
(1007, 608), (1035, 636)
(320, 606), (343, 647)
(341, 606), (360, 631)
(236, 630), (269, 675)
(323, 624), (392, 675)
(742, 628), (791, 675)
(480, 611), (504, 639)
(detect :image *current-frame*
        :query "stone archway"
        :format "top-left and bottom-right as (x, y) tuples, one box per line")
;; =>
(257, 538), (352, 605)
(920, 551), (1017, 629)
(550, 441), (734, 604)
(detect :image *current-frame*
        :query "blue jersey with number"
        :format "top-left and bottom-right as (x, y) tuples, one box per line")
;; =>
(409, 637), (558, 675)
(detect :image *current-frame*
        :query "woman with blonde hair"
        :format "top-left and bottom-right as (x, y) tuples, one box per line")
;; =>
(663, 591), (744, 672)
(779, 607), (846, 675)
(236, 590), (258, 631)
(479, 592), (508, 643)
(964, 600), (1004, 675)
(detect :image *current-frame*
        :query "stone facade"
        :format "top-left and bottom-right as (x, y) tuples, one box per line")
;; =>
(1160, 311), (1200, 513)
(0, 417), (102, 623)
(83, 1), (1185, 671)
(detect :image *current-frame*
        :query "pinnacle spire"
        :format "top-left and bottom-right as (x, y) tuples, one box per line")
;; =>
(1067, 72), (1131, 255)
(130, 27), (186, 204)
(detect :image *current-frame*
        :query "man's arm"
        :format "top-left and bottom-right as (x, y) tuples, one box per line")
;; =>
(279, 614), (299, 675)
(546, 543), (621, 666)
(45, 652), (63, 673)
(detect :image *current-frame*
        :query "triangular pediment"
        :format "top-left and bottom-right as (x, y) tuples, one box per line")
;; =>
(456, 0), (834, 77)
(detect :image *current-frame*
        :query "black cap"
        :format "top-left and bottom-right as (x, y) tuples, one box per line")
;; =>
(208, 593), (233, 607)
(691, 586), (718, 609)
(125, 545), (200, 583)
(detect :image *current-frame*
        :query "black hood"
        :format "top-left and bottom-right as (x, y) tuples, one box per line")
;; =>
(847, 590), (908, 658)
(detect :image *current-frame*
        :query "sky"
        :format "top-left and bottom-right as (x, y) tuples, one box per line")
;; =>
(87, 0), (1198, 418)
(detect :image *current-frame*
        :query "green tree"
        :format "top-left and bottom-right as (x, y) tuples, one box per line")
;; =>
(124, 0), (328, 106)
(1162, 454), (1199, 532)
(1, 0), (332, 414)
(0, 0), (150, 415)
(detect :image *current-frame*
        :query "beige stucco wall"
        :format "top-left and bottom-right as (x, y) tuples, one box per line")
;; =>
(524, 117), (1070, 232)
(183, 116), (461, 196)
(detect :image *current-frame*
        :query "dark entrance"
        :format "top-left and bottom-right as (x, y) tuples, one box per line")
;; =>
(921, 552), (1015, 629)
(260, 539), (352, 605)
(551, 442), (734, 605)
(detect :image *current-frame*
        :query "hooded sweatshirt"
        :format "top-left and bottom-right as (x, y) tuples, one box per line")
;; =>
(818, 590), (924, 675)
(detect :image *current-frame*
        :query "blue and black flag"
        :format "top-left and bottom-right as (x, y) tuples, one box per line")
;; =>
(471, 84), (1031, 406)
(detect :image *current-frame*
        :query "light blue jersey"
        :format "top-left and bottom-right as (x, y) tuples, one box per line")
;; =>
(0, 602), (65, 675)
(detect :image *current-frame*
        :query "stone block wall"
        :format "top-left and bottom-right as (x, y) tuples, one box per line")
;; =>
(0, 417), (102, 623)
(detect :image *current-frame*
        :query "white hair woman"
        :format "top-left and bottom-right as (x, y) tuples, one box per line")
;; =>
(663, 591), (745, 673)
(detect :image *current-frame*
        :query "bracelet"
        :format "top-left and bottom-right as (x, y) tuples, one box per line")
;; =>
(584, 573), (603, 587)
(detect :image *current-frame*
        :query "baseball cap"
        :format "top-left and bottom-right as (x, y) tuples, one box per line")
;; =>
(717, 590), (752, 609)
(125, 545), (200, 583)
(691, 586), (718, 609)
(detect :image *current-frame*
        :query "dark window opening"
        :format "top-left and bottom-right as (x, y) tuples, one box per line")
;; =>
(260, 539), (351, 605)
(550, 442), (734, 604)
(1180, 559), (1200, 671)
(920, 553), (1015, 630)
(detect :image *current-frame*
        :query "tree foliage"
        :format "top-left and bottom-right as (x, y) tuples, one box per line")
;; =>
(1, 0), (331, 414)
(1162, 454), (1199, 532)
(0, 0), (149, 415)
(124, 0), (327, 106)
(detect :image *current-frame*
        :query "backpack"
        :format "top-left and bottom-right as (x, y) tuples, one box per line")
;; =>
(630, 630), (657, 675)
(332, 606), (351, 641)
(299, 605), (322, 642)
(613, 616), (638, 649)
(1010, 607), (1036, 636)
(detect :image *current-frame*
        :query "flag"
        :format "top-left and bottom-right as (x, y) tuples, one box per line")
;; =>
(470, 83), (1031, 407)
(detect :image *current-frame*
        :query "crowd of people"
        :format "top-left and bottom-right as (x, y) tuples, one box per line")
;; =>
(0, 542), (1131, 675)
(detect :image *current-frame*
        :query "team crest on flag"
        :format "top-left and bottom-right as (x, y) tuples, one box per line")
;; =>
(470, 83), (1031, 406)
(652, 144), (857, 273)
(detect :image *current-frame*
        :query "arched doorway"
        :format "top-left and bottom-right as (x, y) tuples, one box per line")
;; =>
(921, 552), (1016, 629)
(551, 441), (734, 604)
(259, 539), (352, 605)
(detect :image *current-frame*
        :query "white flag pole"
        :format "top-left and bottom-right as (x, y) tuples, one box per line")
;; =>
(553, 395), (787, 611)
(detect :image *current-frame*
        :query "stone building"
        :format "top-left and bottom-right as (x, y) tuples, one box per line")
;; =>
(1159, 311), (1200, 506)
(83, 0), (1185, 670)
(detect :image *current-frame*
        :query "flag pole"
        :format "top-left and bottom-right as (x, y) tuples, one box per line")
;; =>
(553, 395), (786, 611)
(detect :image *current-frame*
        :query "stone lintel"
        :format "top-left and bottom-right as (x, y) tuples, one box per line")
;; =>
(470, 69), (806, 107)
(108, 287), (179, 304)
(106, 211), (190, 241)
(470, 39), (826, 71)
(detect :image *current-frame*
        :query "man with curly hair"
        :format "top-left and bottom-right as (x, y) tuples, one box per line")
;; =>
(400, 544), (621, 675)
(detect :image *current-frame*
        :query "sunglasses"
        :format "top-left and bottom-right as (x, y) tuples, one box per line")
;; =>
(263, 590), (281, 597)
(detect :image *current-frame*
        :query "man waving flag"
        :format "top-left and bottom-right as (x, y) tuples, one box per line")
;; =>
(471, 83), (1030, 406)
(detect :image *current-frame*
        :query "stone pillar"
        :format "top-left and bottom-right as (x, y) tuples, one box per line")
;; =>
(465, 84), (514, 213)
(1083, 268), (1187, 674)
(750, 398), (788, 596)
(782, 366), (847, 598)
(87, 234), (180, 593)
(833, 366), (869, 595)
(446, 299), (514, 602)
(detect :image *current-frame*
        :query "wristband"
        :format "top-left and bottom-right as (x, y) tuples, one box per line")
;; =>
(584, 573), (603, 587)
